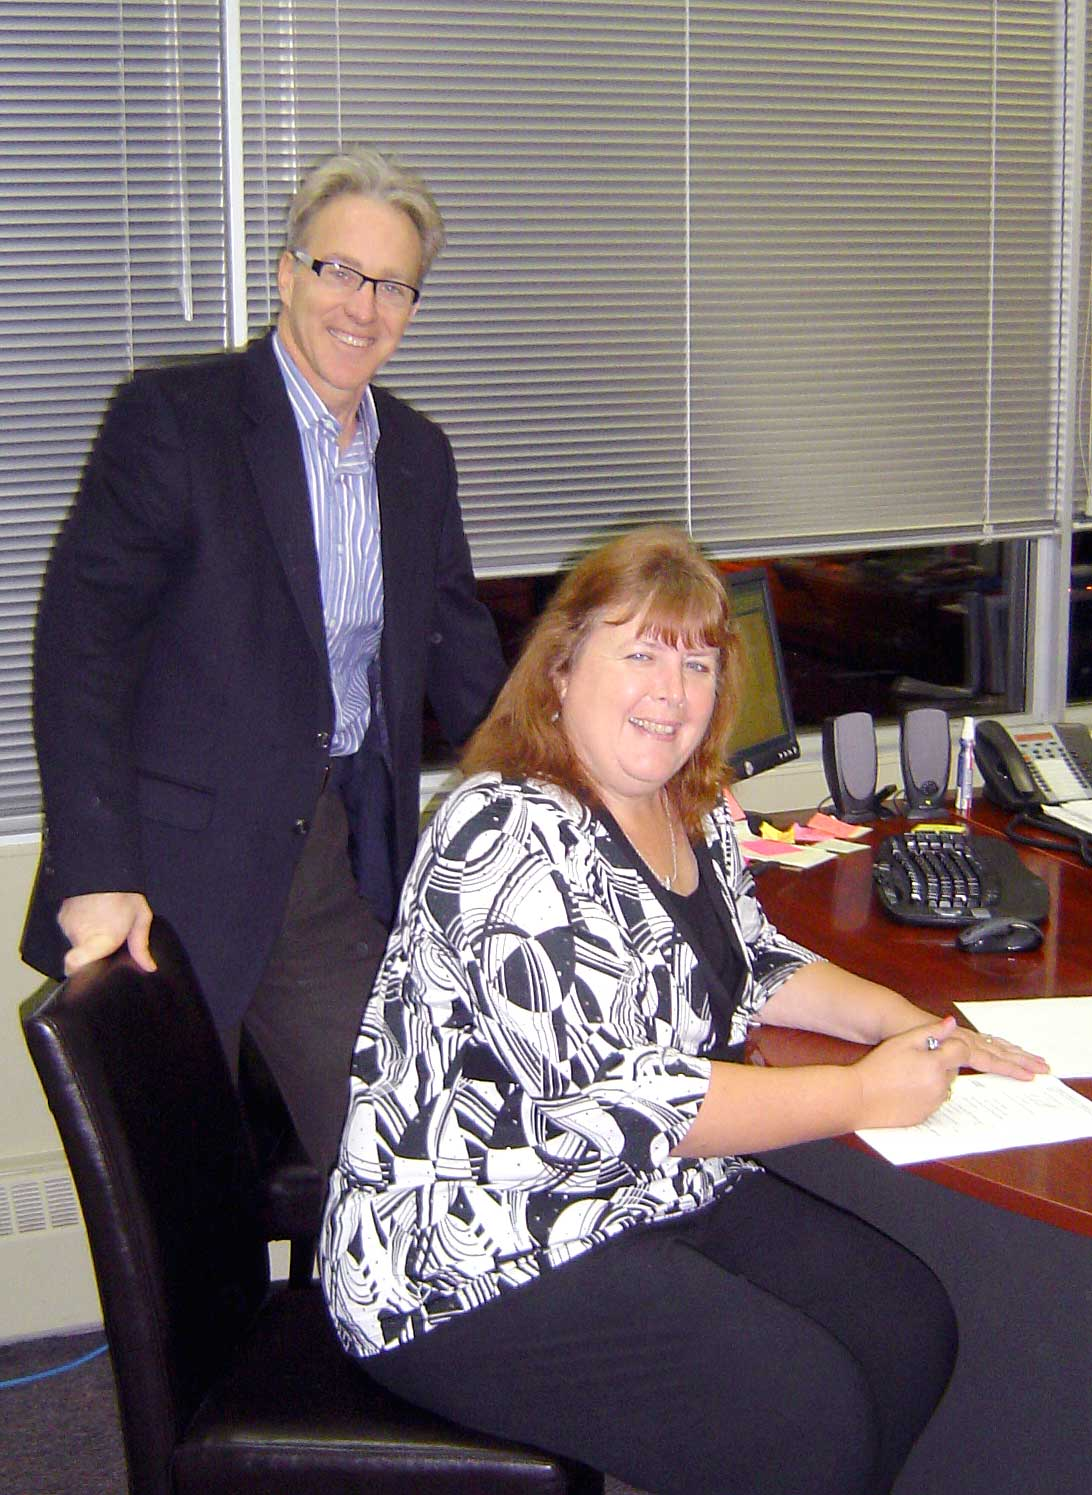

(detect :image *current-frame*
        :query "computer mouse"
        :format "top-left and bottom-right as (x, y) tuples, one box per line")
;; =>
(954, 916), (1044, 954)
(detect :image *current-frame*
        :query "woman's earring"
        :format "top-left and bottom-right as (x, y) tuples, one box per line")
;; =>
(550, 709), (560, 722)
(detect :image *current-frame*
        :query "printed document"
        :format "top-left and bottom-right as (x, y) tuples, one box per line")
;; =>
(857, 1073), (1092, 1166)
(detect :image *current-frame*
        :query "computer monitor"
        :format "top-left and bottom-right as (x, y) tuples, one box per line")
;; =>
(721, 566), (800, 779)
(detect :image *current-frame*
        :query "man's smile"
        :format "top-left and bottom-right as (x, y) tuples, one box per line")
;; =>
(330, 328), (375, 348)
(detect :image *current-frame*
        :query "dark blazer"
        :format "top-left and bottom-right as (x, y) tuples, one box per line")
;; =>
(22, 332), (506, 1030)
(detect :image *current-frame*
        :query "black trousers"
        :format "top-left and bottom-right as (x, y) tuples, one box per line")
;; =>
(364, 1172), (957, 1495)
(240, 765), (387, 1175)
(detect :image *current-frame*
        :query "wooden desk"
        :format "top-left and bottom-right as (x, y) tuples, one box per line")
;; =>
(750, 804), (1092, 1235)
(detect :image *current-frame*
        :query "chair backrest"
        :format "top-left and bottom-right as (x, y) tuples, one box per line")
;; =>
(21, 920), (270, 1495)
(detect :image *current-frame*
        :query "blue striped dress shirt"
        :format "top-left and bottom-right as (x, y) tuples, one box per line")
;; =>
(273, 333), (384, 756)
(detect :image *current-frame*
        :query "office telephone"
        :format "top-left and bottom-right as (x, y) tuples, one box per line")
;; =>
(975, 719), (1092, 811)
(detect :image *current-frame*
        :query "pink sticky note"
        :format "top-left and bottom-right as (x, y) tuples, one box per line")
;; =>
(806, 812), (870, 840)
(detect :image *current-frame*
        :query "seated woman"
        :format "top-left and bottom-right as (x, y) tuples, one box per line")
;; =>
(321, 527), (1044, 1495)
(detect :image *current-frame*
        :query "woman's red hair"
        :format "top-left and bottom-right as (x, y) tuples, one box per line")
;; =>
(462, 527), (742, 833)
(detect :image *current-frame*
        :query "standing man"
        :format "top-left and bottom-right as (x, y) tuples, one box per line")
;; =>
(21, 145), (506, 1172)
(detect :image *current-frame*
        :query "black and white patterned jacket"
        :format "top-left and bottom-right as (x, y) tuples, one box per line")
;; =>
(321, 773), (821, 1357)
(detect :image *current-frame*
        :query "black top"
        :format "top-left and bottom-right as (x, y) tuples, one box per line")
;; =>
(596, 807), (748, 1060)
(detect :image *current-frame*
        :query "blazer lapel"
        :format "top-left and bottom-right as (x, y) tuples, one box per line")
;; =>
(240, 334), (328, 666)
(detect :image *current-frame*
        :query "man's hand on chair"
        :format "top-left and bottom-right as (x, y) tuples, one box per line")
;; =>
(59, 892), (156, 974)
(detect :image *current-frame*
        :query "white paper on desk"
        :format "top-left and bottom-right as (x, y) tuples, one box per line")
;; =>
(739, 841), (836, 869)
(856, 1073), (1092, 1166)
(814, 837), (871, 856)
(1043, 800), (1092, 834)
(954, 997), (1092, 1078)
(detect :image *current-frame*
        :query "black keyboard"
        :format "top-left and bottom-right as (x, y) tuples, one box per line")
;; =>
(872, 828), (1049, 928)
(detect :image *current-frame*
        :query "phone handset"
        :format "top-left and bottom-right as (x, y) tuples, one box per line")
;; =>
(975, 720), (1038, 808)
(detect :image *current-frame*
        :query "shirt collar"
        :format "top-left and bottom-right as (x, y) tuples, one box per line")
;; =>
(272, 330), (379, 457)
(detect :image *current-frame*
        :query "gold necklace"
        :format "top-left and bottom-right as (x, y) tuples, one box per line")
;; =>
(659, 789), (679, 890)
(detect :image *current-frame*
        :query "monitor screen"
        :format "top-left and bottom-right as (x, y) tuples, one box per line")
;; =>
(722, 567), (800, 779)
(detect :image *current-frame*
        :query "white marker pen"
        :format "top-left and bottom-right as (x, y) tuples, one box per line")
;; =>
(955, 715), (975, 813)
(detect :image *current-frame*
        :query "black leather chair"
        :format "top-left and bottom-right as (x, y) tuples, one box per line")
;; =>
(20, 920), (603, 1495)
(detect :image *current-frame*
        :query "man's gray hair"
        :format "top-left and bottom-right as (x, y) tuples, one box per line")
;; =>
(285, 144), (447, 278)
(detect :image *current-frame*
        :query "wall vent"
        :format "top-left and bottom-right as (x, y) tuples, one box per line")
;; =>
(0, 1168), (81, 1239)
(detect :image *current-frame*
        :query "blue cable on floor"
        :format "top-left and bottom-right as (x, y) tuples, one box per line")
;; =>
(0, 1341), (107, 1389)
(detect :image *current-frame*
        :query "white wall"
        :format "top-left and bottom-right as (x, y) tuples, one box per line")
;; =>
(0, 837), (102, 1342)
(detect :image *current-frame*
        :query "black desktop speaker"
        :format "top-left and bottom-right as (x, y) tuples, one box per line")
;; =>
(821, 711), (879, 823)
(899, 707), (951, 818)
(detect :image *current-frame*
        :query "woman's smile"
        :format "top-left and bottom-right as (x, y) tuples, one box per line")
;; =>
(628, 714), (681, 737)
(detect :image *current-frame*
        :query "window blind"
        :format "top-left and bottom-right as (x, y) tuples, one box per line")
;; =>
(1073, 0), (1092, 522)
(689, 1), (1060, 553)
(239, 0), (1063, 577)
(239, 2), (692, 575)
(0, 0), (227, 824)
(0, 0), (1073, 827)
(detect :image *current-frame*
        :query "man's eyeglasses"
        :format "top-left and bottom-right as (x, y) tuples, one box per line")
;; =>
(291, 251), (421, 309)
